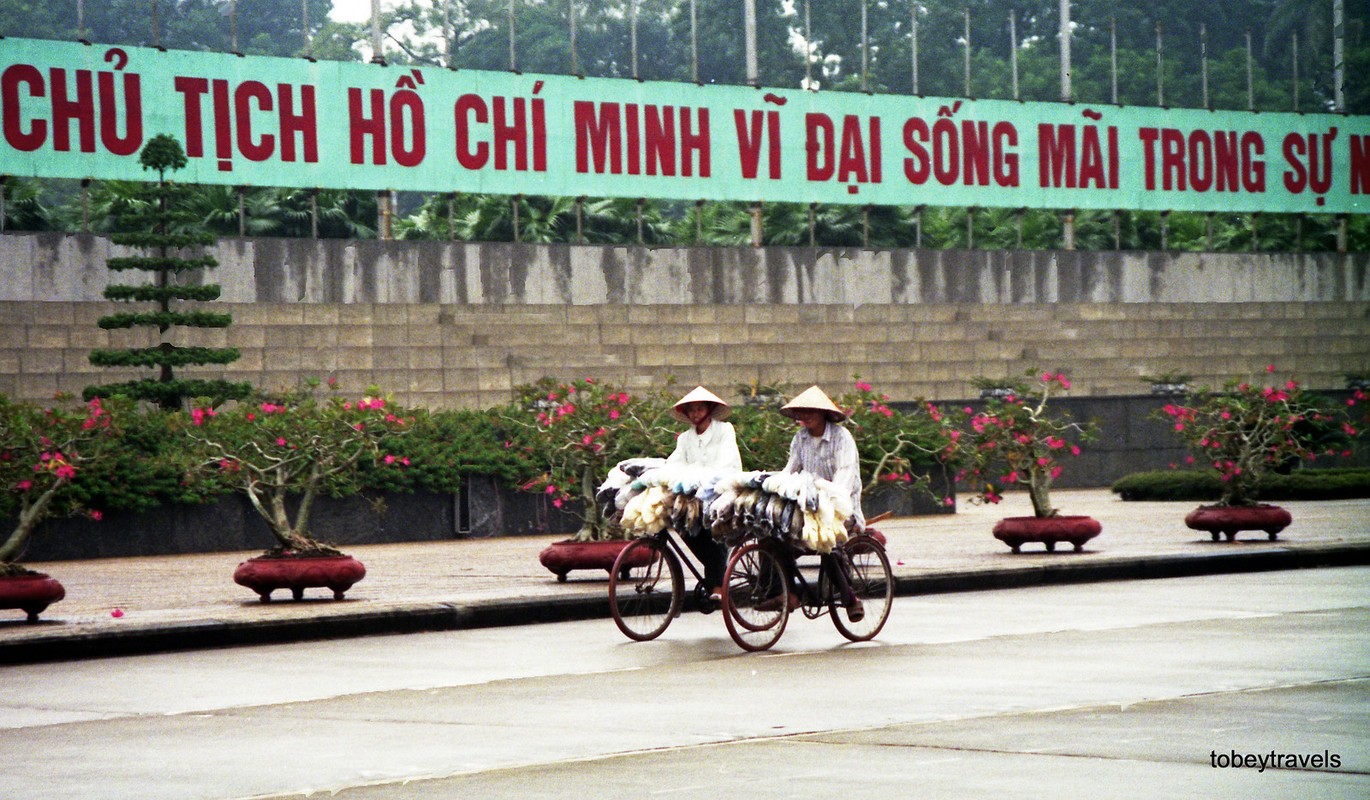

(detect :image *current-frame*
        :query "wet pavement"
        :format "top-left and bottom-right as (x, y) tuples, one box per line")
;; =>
(2, 489), (1367, 664)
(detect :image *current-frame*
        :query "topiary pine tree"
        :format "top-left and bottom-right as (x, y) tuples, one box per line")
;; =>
(85, 134), (252, 411)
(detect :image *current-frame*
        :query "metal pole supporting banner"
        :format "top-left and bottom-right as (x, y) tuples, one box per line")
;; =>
(1156, 21), (1164, 106)
(1110, 18), (1118, 104)
(690, 0), (699, 84)
(911, 2), (919, 94)
(570, 0), (579, 75)
(1334, 0), (1345, 111)
(964, 8), (971, 97)
(744, 0), (759, 87)
(1010, 10), (1019, 101)
(1201, 24), (1209, 109)
(805, 0), (813, 88)
(1059, 0), (1071, 102)
(1246, 28), (1255, 111)
(371, 0), (384, 63)
(861, 0), (869, 92)
(1293, 33), (1300, 111)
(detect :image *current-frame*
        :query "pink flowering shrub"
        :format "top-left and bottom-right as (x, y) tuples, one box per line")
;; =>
(183, 380), (413, 554)
(504, 377), (675, 540)
(947, 371), (1097, 518)
(0, 394), (124, 572)
(1156, 366), (1346, 507)
(835, 377), (958, 503)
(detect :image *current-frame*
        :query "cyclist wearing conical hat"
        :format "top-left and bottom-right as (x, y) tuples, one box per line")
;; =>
(780, 385), (865, 533)
(666, 386), (742, 601)
(665, 386), (742, 472)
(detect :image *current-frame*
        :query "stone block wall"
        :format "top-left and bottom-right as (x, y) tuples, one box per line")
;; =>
(3, 298), (1366, 410)
(1, 233), (1367, 409)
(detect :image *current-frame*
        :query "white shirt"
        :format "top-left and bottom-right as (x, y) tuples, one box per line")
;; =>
(666, 420), (743, 471)
(783, 421), (865, 531)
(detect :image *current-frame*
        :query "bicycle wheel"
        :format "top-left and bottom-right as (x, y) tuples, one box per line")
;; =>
(824, 534), (894, 642)
(609, 537), (682, 641)
(721, 540), (789, 652)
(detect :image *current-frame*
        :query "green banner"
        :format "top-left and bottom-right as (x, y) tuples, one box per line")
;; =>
(3, 37), (1368, 213)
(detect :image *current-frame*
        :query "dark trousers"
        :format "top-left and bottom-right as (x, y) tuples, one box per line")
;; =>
(683, 532), (726, 590)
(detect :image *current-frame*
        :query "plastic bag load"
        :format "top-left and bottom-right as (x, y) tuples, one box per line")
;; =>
(708, 471), (851, 554)
(602, 462), (736, 538)
(596, 457), (666, 519)
(600, 461), (850, 553)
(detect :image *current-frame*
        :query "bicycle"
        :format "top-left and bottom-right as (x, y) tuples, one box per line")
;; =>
(720, 532), (893, 652)
(607, 527), (722, 641)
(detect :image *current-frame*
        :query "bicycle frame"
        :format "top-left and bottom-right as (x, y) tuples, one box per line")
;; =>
(649, 527), (712, 600)
(782, 549), (852, 619)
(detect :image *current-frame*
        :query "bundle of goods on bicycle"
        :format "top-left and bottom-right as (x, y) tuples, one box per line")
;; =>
(598, 459), (730, 537)
(707, 471), (852, 554)
(598, 460), (852, 553)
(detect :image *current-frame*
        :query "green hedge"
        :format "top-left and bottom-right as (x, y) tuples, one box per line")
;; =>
(1112, 468), (1370, 502)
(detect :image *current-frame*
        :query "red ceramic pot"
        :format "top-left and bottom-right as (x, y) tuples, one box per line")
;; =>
(992, 515), (1103, 553)
(538, 538), (648, 582)
(1184, 504), (1292, 542)
(233, 554), (367, 602)
(0, 572), (66, 623)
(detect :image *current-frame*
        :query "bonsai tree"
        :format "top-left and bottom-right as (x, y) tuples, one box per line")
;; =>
(949, 371), (1097, 518)
(183, 380), (413, 555)
(0, 395), (124, 575)
(834, 377), (958, 507)
(503, 377), (675, 541)
(1157, 366), (1344, 507)
(86, 134), (251, 411)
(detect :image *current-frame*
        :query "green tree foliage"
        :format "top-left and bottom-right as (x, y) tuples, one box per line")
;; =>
(0, 177), (56, 232)
(84, 135), (253, 410)
(0, 0), (341, 58)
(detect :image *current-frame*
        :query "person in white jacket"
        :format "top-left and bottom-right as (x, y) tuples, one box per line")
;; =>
(666, 386), (742, 601)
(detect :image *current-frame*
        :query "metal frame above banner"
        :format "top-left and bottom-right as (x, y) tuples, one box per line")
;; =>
(2, 37), (1366, 215)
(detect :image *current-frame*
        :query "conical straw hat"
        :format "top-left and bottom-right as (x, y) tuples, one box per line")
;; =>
(672, 386), (731, 423)
(780, 385), (846, 422)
